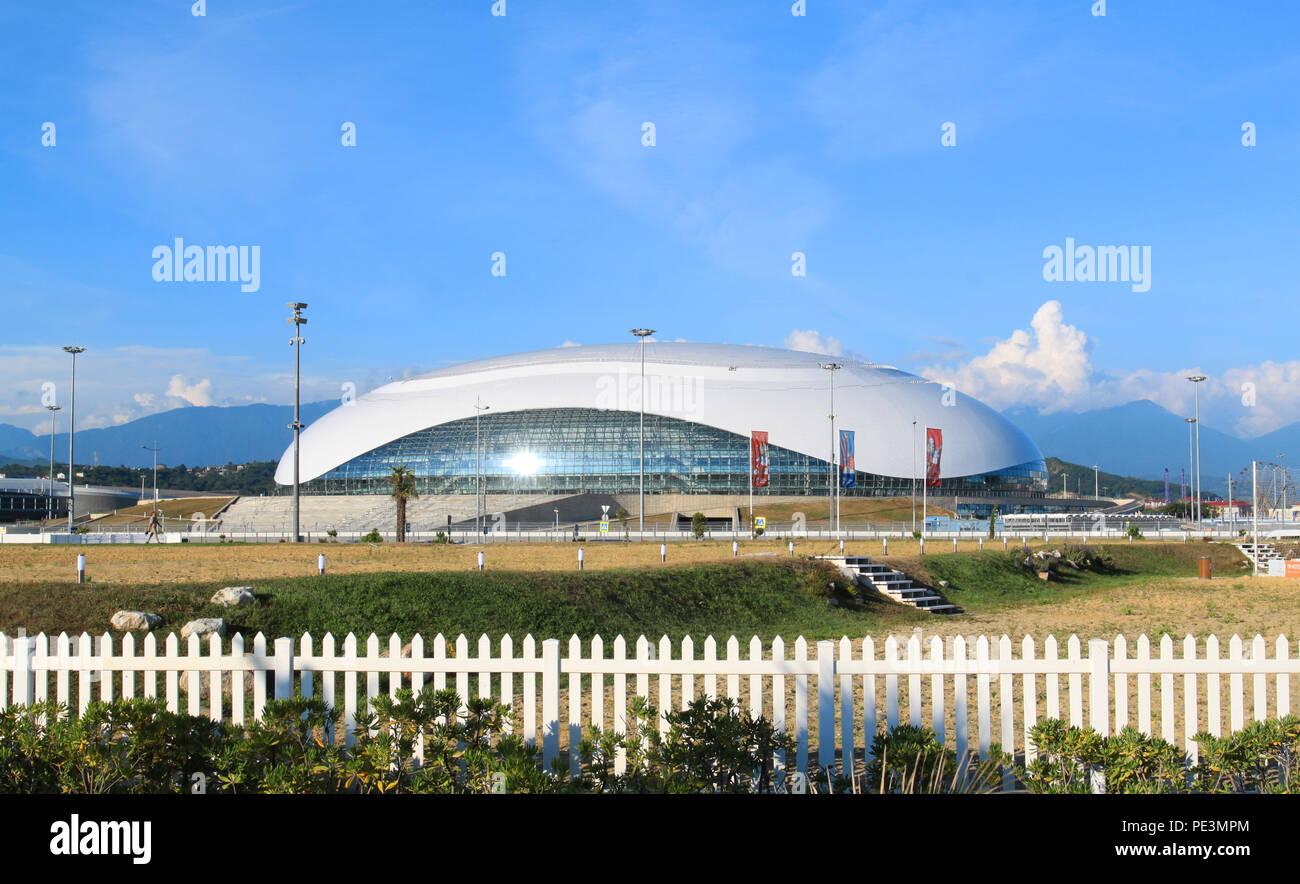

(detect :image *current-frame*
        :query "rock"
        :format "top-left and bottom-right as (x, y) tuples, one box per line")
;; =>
(110, 610), (161, 631)
(180, 618), (226, 641)
(1036, 571), (1052, 582)
(379, 641), (418, 682)
(938, 580), (950, 588)
(210, 586), (256, 607)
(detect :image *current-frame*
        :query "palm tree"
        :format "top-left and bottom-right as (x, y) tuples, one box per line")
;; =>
(387, 466), (419, 542)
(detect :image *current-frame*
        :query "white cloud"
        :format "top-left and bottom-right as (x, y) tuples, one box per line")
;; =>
(133, 392), (155, 408)
(922, 301), (1300, 438)
(785, 329), (844, 357)
(559, 340), (581, 348)
(165, 375), (214, 407)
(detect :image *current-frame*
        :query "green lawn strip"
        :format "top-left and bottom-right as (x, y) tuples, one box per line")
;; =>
(906, 542), (1249, 611)
(0, 560), (927, 644)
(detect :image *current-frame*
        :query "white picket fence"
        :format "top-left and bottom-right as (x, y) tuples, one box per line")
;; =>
(2, 631), (1298, 777)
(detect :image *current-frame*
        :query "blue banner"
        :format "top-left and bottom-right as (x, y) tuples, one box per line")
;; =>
(839, 430), (855, 488)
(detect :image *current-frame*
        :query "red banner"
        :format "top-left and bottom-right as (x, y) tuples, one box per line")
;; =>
(925, 427), (943, 488)
(751, 431), (769, 489)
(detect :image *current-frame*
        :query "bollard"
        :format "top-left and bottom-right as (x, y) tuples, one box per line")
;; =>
(919, 537), (925, 556)
(979, 537), (983, 550)
(1183, 533), (1188, 543)
(882, 537), (888, 555)
(788, 541), (794, 556)
(318, 553), (326, 576)
(1003, 537), (1008, 550)
(732, 541), (738, 558)
(839, 539), (844, 554)
(578, 548), (584, 571)
(77, 554), (86, 584)
(953, 537), (958, 552)
(477, 551), (485, 571)
(1128, 535), (1133, 545)
(660, 543), (666, 563)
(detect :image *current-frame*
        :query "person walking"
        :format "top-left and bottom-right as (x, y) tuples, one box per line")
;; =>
(145, 508), (161, 543)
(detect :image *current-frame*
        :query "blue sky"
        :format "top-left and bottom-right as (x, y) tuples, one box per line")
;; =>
(1, 0), (1296, 438)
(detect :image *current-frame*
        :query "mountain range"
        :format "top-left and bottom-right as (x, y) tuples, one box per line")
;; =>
(0, 398), (1293, 496)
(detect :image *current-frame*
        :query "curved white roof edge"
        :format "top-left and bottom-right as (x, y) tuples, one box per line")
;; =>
(274, 342), (1042, 485)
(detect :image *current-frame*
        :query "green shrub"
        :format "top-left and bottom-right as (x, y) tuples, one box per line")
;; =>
(691, 512), (707, 540)
(864, 724), (1005, 793)
(1194, 715), (1300, 793)
(361, 529), (383, 543)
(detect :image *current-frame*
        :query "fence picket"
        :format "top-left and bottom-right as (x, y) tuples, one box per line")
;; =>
(1136, 635), (1151, 735)
(33, 633), (48, 707)
(1021, 635), (1036, 763)
(1278, 636), (1291, 718)
(1183, 636), (1198, 761)
(884, 636), (899, 730)
(58, 633), (73, 711)
(567, 635), (581, 775)
(660, 635), (673, 735)
(320, 633), (335, 742)
(1160, 635), (1175, 744)
(795, 637), (809, 776)
(343, 633), (358, 747)
(253, 633), (268, 722)
(929, 636), (944, 748)
(678, 636), (692, 709)
(158, 633), (173, 715)
(591, 635), (605, 732)
(454, 635), (469, 721)
(1067, 636), (1082, 727)
(1229, 635), (1244, 732)
(612, 635), (627, 775)
(478, 634), (492, 703)
(1045, 635), (1060, 723)
(1206, 635), (1221, 737)
(209, 634), (223, 723)
(120, 633), (134, 702)
(1252, 635), (1267, 723)
(839, 636), (853, 778)
(300, 633), (313, 701)
(772, 636), (786, 769)
(749, 636), (763, 721)
(703, 636), (717, 700)
(999, 636), (1014, 774)
(232, 633), (246, 727)
(1113, 635), (1128, 732)
(186, 634), (201, 716)
(954, 636), (968, 765)
(817, 640), (834, 774)
(908, 633), (922, 728)
(976, 637), (991, 758)
(523, 635), (537, 748)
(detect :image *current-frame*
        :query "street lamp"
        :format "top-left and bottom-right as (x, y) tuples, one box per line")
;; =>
(1187, 375), (1206, 524)
(821, 363), (843, 535)
(1184, 417), (1196, 520)
(1092, 464), (1100, 500)
(62, 346), (84, 532)
(141, 442), (160, 505)
(45, 405), (61, 521)
(911, 417), (917, 534)
(474, 397), (490, 535)
(630, 328), (655, 537)
(287, 303), (308, 543)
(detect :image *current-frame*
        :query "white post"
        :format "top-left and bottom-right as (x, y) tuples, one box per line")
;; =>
(732, 540), (738, 558)
(1252, 461), (1258, 577)
(788, 540), (794, 556)
(541, 638), (560, 770)
(317, 553), (325, 576)
(660, 543), (666, 563)
(477, 551), (485, 572)
(77, 554), (86, 584)
(919, 537), (925, 556)
(578, 548), (584, 571)
(838, 538), (844, 555)
(882, 537), (888, 555)
(274, 637), (294, 700)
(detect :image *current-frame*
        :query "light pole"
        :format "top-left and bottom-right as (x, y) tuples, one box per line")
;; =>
(1187, 375), (1206, 524)
(629, 329), (655, 537)
(911, 417), (917, 535)
(1092, 464), (1100, 500)
(1280, 453), (1288, 522)
(141, 442), (160, 506)
(62, 346), (84, 532)
(474, 397), (490, 536)
(287, 303), (308, 543)
(45, 404), (61, 522)
(1184, 417), (1196, 521)
(821, 362), (842, 534)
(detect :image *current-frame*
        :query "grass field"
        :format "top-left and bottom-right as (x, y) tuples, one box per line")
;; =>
(1, 537), (1294, 643)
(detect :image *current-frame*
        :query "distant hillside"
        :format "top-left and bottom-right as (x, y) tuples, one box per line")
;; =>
(0, 461), (279, 496)
(0, 401), (334, 469)
(1005, 400), (1295, 495)
(1045, 457), (1203, 501)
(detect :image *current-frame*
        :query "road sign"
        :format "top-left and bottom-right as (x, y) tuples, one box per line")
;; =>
(754, 517), (766, 529)
(599, 521), (610, 534)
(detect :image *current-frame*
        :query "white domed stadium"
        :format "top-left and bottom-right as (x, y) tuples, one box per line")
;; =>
(275, 342), (1046, 502)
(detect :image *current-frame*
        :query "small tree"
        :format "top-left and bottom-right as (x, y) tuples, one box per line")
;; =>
(988, 504), (998, 539)
(387, 466), (418, 543)
(691, 512), (707, 540)
(615, 507), (630, 541)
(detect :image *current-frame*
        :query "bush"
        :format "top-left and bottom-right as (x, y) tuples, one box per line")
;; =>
(434, 531), (448, 544)
(361, 529), (383, 543)
(691, 512), (707, 540)
(1126, 524), (1142, 539)
(1020, 719), (1185, 794)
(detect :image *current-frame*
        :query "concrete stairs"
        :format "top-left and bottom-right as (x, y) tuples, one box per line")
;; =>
(817, 555), (957, 614)
(1237, 542), (1284, 569)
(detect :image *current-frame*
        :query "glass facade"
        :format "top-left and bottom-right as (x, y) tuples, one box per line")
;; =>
(303, 407), (1047, 498)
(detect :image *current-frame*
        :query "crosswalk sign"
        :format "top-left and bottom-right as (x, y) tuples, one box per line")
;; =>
(754, 517), (766, 529)
(599, 521), (610, 533)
